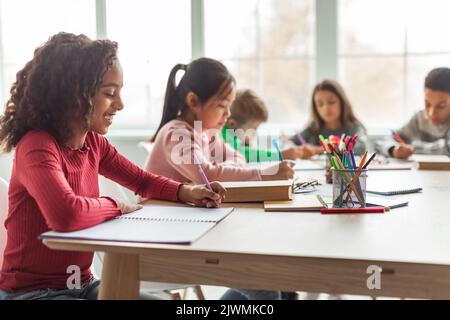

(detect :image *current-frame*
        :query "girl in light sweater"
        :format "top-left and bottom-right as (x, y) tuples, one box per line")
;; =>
(145, 58), (294, 184)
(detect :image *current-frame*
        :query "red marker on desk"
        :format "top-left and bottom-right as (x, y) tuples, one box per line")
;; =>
(321, 206), (385, 214)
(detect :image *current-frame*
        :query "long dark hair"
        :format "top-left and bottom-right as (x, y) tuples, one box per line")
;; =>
(0, 32), (118, 152)
(310, 79), (365, 133)
(151, 57), (235, 142)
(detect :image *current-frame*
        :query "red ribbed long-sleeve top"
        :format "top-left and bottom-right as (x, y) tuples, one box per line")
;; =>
(0, 130), (181, 293)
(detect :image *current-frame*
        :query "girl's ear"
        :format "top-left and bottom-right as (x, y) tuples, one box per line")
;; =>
(185, 91), (200, 110)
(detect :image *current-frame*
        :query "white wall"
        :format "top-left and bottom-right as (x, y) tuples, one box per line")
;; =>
(0, 152), (13, 181)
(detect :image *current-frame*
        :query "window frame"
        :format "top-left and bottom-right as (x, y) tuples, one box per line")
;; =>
(1, 0), (448, 135)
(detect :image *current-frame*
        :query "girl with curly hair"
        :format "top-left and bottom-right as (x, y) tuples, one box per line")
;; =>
(0, 32), (224, 300)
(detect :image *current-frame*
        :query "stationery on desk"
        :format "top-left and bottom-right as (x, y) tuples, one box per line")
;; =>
(319, 195), (409, 211)
(40, 206), (234, 245)
(220, 180), (293, 203)
(320, 206), (386, 214)
(365, 196), (409, 210)
(367, 187), (422, 196)
(410, 154), (450, 170)
(264, 193), (407, 213)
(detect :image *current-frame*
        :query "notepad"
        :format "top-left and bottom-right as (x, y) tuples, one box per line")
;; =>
(411, 154), (450, 170)
(366, 188), (422, 196)
(220, 180), (292, 203)
(40, 206), (234, 244)
(264, 194), (324, 212)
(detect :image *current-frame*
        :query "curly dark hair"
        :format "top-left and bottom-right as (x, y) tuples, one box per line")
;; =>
(0, 32), (118, 152)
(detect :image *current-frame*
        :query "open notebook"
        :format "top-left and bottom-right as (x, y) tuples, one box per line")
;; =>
(40, 206), (234, 245)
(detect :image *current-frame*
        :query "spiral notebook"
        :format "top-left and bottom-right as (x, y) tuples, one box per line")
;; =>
(40, 206), (234, 244)
(366, 188), (422, 196)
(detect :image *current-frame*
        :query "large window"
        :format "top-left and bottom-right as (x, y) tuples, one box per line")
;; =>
(0, 0), (96, 104)
(106, 0), (191, 128)
(0, 0), (449, 132)
(204, 0), (315, 128)
(338, 0), (450, 129)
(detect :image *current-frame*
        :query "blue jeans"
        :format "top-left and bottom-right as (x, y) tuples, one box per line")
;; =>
(221, 288), (281, 300)
(0, 279), (101, 300)
(0, 279), (161, 300)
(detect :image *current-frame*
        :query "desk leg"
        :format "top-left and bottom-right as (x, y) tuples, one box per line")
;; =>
(98, 253), (139, 300)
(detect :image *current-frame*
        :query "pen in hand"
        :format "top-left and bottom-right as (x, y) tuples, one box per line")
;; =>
(193, 153), (220, 207)
(272, 138), (284, 161)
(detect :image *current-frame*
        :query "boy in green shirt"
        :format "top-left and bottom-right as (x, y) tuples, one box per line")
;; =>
(222, 89), (315, 162)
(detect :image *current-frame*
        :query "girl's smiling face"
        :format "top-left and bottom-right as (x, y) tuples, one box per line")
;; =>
(89, 59), (124, 134)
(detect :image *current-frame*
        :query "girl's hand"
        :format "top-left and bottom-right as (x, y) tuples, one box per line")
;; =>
(178, 182), (226, 208)
(281, 147), (302, 160)
(297, 145), (317, 159)
(392, 144), (415, 159)
(261, 160), (295, 180)
(310, 145), (325, 155)
(281, 145), (320, 160)
(113, 198), (143, 214)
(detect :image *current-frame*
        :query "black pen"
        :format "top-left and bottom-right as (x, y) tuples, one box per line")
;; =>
(362, 152), (377, 170)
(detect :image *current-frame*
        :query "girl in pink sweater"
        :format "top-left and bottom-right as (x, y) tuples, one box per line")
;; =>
(145, 58), (294, 184)
(145, 57), (292, 300)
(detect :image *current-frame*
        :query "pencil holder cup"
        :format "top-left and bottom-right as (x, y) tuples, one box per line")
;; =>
(332, 168), (368, 208)
(325, 155), (333, 184)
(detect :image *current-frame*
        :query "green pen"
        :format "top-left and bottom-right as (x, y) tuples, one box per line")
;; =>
(319, 134), (326, 142)
(330, 156), (339, 169)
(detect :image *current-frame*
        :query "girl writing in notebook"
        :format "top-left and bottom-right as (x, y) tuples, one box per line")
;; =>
(145, 57), (289, 300)
(377, 67), (450, 158)
(0, 33), (225, 300)
(291, 79), (368, 156)
(145, 58), (295, 183)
